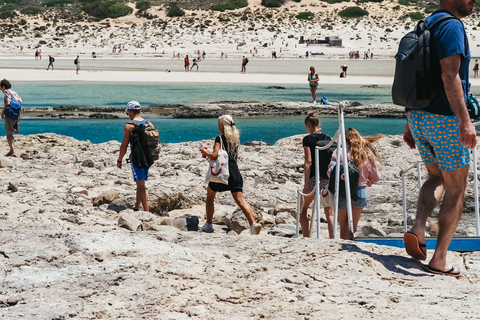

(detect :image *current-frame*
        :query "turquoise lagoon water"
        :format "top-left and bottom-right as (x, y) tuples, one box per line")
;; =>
(2, 82), (410, 144)
(15, 82), (394, 108)
(14, 116), (406, 145)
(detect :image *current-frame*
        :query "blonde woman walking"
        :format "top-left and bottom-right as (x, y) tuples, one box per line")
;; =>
(200, 115), (261, 235)
(327, 128), (382, 240)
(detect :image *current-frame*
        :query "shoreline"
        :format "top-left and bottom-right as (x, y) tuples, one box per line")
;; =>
(21, 101), (406, 119)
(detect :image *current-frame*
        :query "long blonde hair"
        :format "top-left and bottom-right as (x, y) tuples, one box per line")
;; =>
(345, 128), (382, 169)
(219, 115), (240, 159)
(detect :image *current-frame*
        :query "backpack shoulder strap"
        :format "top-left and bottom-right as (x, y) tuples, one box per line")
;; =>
(426, 12), (457, 32)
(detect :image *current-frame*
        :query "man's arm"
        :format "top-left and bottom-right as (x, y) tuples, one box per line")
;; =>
(117, 124), (133, 168)
(1, 92), (9, 120)
(441, 53), (477, 149)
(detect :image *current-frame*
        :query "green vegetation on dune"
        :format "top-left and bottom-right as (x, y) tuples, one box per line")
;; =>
(82, 0), (133, 20)
(261, 0), (285, 8)
(408, 11), (424, 20)
(338, 6), (369, 18)
(296, 11), (313, 20)
(166, 1), (184, 16)
(211, 0), (247, 11)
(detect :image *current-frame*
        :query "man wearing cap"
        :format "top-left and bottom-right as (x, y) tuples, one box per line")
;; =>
(117, 101), (149, 211)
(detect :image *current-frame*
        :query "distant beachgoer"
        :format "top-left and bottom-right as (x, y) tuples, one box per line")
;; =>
(241, 56), (248, 73)
(47, 55), (54, 70)
(202, 50), (206, 60)
(184, 55), (190, 72)
(74, 55), (81, 74)
(35, 49), (39, 60)
(91, 52), (97, 58)
(306, 51), (309, 58)
(300, 111), (334, 238)
(190, 58), (199, 72)
(474, 59), (479, 79)
(117, 101), (155, 212)
(308, 66), (319, 103)
(20, 46), (23, 52)
(341, 64), (348, 78)
(327, 128), (382, 240)
(38, 49), (42, 60)
(199, 115), (261, 235)
(1, 79), (22, 157)
(221, 51), (224, 59)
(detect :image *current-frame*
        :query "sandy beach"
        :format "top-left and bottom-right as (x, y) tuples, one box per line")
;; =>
(1, 2), (480, 318)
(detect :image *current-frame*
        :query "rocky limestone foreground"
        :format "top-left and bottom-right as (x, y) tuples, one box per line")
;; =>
(0, 133), (480, 319)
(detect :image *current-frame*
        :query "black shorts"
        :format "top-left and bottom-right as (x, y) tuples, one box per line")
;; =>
(209, 162), (243, 193)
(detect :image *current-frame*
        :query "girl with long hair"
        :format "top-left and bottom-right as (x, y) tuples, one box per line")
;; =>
(200, 115), (261, 235)
(327, 128), (382, 240)
(300, 111), (334, 238)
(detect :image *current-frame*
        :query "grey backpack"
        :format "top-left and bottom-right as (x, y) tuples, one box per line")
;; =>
(392, 14), (455, 109)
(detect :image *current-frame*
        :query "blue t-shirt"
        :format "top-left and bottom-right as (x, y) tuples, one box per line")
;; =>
(424, 10), (470, 116)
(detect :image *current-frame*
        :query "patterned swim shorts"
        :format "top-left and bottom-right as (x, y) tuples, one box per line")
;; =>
(407, 109), (470, 171)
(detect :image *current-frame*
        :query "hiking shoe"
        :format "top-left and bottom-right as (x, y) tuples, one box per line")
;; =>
(201, 223), (214, 233)
(250, 222), (261, 235)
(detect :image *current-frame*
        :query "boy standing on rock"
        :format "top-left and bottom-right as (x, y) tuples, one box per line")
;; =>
(117, 101), (151, 212)
(1, 79), (22, 157)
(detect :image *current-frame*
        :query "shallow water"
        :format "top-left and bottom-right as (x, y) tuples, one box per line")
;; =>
(15, 82), (394, 108)
(6, 116), (406, 144)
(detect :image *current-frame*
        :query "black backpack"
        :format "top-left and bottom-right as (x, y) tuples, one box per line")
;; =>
(128, 120), (160, 169)
(74, 58), (78, 65)
(328, 161), (360, 201)
(316, 135), (337, 180)
(392, 14), (455, 109)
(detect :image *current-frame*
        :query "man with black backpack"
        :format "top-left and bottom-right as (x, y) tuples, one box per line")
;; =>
(402, 0), (476, 277)
(117, 101), (159, 212)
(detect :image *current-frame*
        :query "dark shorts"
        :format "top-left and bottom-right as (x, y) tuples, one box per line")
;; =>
(209, 162), (243, 193)
(309, 83), (318, 88)
(131, 163), (149, 181)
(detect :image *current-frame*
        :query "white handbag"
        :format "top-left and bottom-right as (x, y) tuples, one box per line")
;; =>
(205, 136), (230, 185)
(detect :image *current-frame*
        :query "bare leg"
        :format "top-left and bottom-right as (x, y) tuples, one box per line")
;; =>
(324, 206), (334, 238)
(409, 162), (445, 245)
(135, 179), (149, 211)
(232, 191), (254, 225)
(429, 165), (469, 271)
(6, 131), (14, 155)
(206, 186), (216, 224)
(351, 206), (364, 238)
(300, 192), (315, 237)
(337, 209), (350, 240)
(310, 87), (317, 102)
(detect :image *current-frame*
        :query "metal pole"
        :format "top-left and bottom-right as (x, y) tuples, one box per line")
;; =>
(417, 160), (422, 190)
(333, 132), (341, 240)
(402, 173), (408, 233)
(296, 191), (300, 238)
(338, 104), (354, 235)
(473, 147), (479, 236)
(315, 147), (321, 239)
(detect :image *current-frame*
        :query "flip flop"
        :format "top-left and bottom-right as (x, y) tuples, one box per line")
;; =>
(422, 264), (461, 278)
(404, 232), (427, 260)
